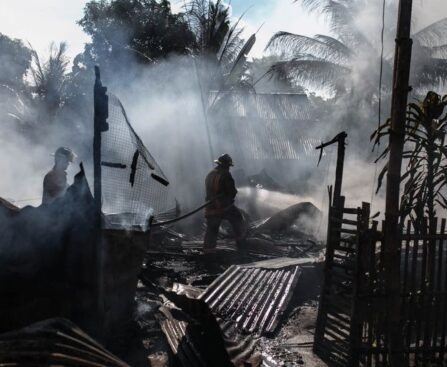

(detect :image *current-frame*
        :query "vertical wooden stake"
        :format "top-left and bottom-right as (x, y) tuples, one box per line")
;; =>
(93, 66), (109, 335)
(384, 0), (413, 365)
(333, 132), (347, 207)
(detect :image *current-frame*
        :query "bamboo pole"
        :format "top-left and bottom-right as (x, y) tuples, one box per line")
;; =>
(384, 0), (413, 365)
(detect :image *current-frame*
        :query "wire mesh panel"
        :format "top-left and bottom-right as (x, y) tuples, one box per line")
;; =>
(101, 93), (176, 230)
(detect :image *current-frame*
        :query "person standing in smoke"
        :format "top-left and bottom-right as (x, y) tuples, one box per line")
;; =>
(203, 154), (246, 254)
(42, 147), (75, 205)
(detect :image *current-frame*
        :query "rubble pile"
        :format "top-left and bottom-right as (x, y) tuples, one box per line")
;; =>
(130, 199), (327, 367)
(0, 194), (327, 367)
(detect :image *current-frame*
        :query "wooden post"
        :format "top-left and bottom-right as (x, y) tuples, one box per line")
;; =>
(384, 0), (413, 365)
(334, 132), (347, 207)
(93, 66), (108, 334)
(314, 132), (347, 352)
(351, 202), (371, 366)
(315, 131), (347, 207)
(314, 195), (345, 349)
(94, 66), (108, 225)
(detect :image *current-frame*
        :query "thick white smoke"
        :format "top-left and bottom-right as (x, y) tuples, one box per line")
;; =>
(1, 0), (446, 231)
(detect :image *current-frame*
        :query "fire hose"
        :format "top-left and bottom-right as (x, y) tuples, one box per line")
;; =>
(151, 194), (224, 227)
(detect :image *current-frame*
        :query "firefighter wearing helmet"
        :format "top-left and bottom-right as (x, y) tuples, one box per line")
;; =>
(203, 154), (246, 254)
(42, 147), (76, 205)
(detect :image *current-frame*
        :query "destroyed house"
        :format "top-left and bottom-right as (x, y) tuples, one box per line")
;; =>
(208, 92), (321, 171)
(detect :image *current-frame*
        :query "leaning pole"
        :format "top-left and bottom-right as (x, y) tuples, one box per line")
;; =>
(384, 0), (413, 365)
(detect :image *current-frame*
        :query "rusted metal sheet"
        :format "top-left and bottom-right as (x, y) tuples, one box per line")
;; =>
(199, 259), (302, 335)
(0, 318), (129, 366)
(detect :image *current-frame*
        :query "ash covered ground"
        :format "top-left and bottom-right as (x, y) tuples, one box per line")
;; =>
(111, 188), (329, 367)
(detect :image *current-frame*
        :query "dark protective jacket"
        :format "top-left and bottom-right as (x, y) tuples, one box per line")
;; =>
(42, 168), (68, 205)
(205, 167), (237, 216)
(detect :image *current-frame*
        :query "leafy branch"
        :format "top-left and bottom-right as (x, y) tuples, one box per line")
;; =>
(371, 91), (447, 228)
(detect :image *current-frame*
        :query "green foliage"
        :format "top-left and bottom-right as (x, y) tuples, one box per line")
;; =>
(265, 1), (447, 96)
(0, 33), (32, 91)
(372, 91), (447, 224)
(0, 34), (33, 131)
(186, 0), (233, 57)
(78, 0), (196, 68)
(247, 55), (305, 93)
(185, 0), (253, 91)
(30, 42), (70, 117)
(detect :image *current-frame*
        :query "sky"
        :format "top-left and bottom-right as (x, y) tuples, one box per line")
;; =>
(0, 0), (329, 62)
(0, 0), (446, 64)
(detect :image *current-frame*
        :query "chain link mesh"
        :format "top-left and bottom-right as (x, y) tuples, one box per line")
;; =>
(101, 94), (176, 229)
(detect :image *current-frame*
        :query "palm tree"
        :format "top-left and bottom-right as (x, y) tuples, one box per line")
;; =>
(265, 0), (447, 97)
(30, 42), (70, 120)
(186, 0), (243, 67)
(185, 0), (256, 90)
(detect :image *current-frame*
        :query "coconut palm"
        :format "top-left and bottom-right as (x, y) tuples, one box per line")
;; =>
(30, 42), (70, 119)
(185, 0), (256, 90)
(265, 0), (447, 97)
(185, 0), (244, 70)
(0, 34), (32, 128)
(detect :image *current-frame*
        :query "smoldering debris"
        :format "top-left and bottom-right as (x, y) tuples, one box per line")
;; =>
(151, 258), (313, 367)
(251, 202), (321, 234)
(133, 198), (325, 366)
(246, 169), (286, 192)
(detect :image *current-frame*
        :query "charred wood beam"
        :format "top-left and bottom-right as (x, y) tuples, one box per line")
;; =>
(316, 131), (347, 207)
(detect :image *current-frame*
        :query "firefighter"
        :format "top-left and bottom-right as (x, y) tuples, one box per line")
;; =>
(42, 147), (75, 205)
(203, 154), (246, 254)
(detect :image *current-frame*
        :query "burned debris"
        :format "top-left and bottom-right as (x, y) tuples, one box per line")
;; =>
(0, 318), (129, 367)
(4, 0), (447, 366)
(0, 65), (325, 367)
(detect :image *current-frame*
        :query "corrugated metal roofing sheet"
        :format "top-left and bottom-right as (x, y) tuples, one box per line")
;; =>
(0, 318), (129, 367)
(160, 317), (259, 367)
(199, 259), (301, 335)
(211, 117), (321, 160)
(208, 92), (321, 160)
(161, 319), (208, 367)
(209, 92), (313, 121)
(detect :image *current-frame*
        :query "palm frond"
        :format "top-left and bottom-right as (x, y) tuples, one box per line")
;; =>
(266, 58), (350, 91)
(218, 28), (244, 68)
(29, 41), (69, 113)
(217, 10), (246, 65)
(266, 32), (351, 65)
(430, 44), (447, 59)
(314, 34), (352, 56)
(323, 1), (356, 40)
(295, 0), (330, 13)
(228, 33), (256, 77)
(411, 58), (447, 90)
(413, 18), (447, 47)
(296, 0), (351, 16)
